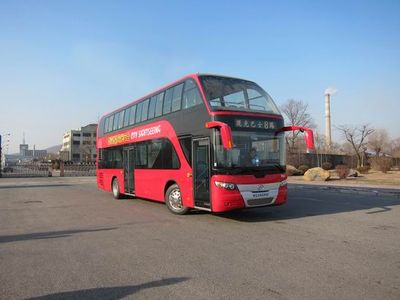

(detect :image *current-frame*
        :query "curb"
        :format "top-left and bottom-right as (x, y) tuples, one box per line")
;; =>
(289, 183), (400, 197)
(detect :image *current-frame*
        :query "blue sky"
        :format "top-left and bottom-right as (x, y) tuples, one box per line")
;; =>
(1, 0), (399, 153)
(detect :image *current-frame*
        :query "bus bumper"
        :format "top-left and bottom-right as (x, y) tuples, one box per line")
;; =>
(210, 174), (287, 213)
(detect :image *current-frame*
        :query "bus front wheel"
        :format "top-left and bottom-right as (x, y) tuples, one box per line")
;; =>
(112, 178), (122, 199)
(165, 184), (189, 215)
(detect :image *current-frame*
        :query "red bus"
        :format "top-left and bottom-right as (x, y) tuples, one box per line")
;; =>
(96, 74), (314, 214)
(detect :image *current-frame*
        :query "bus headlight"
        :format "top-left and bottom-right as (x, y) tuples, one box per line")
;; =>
(214, 181), (236, 190)
(280, 180), (287, 187)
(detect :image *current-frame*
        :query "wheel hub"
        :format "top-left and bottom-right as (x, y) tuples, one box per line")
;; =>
(169, 189), (182, 210)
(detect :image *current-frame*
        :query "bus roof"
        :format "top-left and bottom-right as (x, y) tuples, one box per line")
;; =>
(99, 73), (258, 121)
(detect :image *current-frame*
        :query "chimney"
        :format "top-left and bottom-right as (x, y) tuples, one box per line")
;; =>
(325, 93), (332, 148)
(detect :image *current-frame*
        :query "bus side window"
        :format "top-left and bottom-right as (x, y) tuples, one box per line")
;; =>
(104, 117), (109, 133)
(136, 102), (143, 124)
(171, 83), (184, 112)
(113, 112), (120, 131)
(155, 92), (164, 117)
(135, 142), (147, 168)
(179, 136), (192, 165)
(163, 88), (173, 115)
(108, 115), (114, 132)
(183, 79), (203, 109)
(141, 98), (149, 122)
(99, 147), (122, 169)
(118, 110), (124, 129)
(123, 107), (131, 127)
(113, 147), (123, 169)
(148, 95), (157, 119)
(129, 105), (136, 125)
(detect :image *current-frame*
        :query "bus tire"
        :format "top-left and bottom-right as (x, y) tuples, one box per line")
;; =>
(112, 178), (122, 199)
(165, 184), (189, 215)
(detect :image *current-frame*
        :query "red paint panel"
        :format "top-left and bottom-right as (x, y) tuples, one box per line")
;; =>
(211, 184), (244, 212)
(134, 169), (193, 207)
(97, 169), (124, 192)
(210, 174), (287, 212)
(97, 119), (193, 205)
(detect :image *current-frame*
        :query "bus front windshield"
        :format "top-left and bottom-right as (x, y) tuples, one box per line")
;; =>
(199, 75), (280, 114)
(214, 131), (286, 169)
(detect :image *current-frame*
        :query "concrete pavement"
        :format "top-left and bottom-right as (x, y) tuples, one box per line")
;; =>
(0, 177), (399, 299)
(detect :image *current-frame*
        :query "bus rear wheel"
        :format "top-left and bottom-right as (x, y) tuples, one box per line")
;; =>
(112, 178), (122, 199)
(165, 184), (189, 215)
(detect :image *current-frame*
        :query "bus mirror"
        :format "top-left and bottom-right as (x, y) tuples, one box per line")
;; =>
(276, 126), (315, 152)
(205, 121), (233, 149)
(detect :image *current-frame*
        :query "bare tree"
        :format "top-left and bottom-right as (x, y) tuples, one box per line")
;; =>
(339, 141), (354, 155)
(280, 99), (315, 151)
(314, 132), (326, 152)
(368, 129), (389, 157)
(337, 124), (374, 167)
(389, 137), (400, 158)
(80, 144), (94, 162)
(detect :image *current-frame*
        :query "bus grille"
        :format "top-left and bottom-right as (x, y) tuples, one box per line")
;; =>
(247, 197), (274, 206)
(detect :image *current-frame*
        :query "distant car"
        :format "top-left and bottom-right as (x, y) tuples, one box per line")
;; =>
(3, 167), (13, 173)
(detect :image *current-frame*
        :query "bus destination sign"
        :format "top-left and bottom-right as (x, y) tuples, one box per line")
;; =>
(234, 119), (277, 130)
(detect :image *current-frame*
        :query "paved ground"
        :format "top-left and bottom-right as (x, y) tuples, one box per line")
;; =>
(0, 177), (399, 299)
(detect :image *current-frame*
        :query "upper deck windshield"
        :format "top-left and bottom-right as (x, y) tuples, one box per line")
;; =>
(199, 75), (280, 114)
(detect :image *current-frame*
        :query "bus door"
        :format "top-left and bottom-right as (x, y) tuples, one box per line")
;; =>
(192, 138), (211, 209)
(123, 146), (135, 194)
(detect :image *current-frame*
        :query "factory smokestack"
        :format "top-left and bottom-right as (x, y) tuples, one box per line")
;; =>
(325, 93), (332, 148)
(324, 87), (337, 150)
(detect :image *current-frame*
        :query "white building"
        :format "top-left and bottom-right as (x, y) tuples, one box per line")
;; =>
(60, 124), (97, 162)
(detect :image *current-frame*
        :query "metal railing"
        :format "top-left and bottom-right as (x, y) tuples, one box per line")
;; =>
(1, 161), (96, 178)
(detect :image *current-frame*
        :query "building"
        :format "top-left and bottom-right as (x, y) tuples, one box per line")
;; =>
(60, 124), (97, 162)
(3, 135), (48, 165)
(19, 143), (28, 156)
(20, 145), (47, 160)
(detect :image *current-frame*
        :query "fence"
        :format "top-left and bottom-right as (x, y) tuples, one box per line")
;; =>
(286, 152), (358, 169)
(1, 162), (96, 178)
(62, 162), (96, 177)
(0, 162), (52, 178)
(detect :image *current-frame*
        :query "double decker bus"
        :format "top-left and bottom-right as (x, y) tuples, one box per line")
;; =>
(96, 74), (314, 214)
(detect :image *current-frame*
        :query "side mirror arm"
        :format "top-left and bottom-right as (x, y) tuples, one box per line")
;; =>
(205, 121), (233, 149)
(276, 126), (315, 153)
